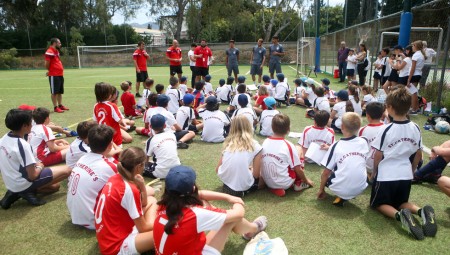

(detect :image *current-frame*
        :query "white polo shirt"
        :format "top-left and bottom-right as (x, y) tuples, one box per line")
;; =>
(412, 51), (425, 76)
(217, 140), (262, 191)
(372, 120), (422, 181)
(359, 123), (385, 170)
(274, 82), (290, 100)
(231, 107), (257, 129)
(145, 131), (181, 178)
(0, 133), (36, 192)
(313, 97), (331, 113)
(199, 109), (230, 143)
(349, 95), (362, 115)
(149, 107), (178, 134)
(321, 136), (369, 200)
(299, 125), (335, 148)
(204, 82), (214, 95)
(259, 109), (280, 136)
(398, 57), (412, 78)
(230, 93), (252, 109)
(332, 101), (346, 129)
(28, 124), (55, 160)
(166, 87), (181, 114)
(218, 84), (234, 102)
(66, 138), (91, 169)
(176, 106), (195, 131)
(304, 87), (317, 102)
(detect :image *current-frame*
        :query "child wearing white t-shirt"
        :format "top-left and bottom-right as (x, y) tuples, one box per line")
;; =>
(293, 78), (307, 106)
(261, 114), (314, 197)
(176, 94), (203, 133)
(137, 78), (154, 109)
(348, 85), (362, 116)
(328, 90), (351, 133)
(144, 114), (181, 179)
(361, 85), (377, 115)
(179, 76), (188, 97)
(311, 86), (331, 114)
(346, 49), (357, 80)
(199, 96), (231, 143)
(204, 74), (214, 95)
(218, 77), (235, 104)
(370, 87), (436, 240)
(231, 94), (257, 130)
(318, 112), (369, 206)
(165, 77), (182, 114)
(259, 97), (280, 137)
(214, 79), (225, 97)
(66, 120), (97, 169)
(216, 115), (263, 197)
(358, 102), (385, 180)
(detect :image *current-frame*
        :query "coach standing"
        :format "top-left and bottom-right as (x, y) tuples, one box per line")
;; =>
(250, 38), (266, 84)
(268, 36), (285, 79)
(166, 39), (183, 80)
(45, 38), (69, 113)
(194, 39), (213, 82)
(133, 41), (149, 97)
(225, 40), (240, 83)
(337, 41), (349, 83)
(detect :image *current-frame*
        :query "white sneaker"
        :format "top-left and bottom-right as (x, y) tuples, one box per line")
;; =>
(243, 216), (268, 240)
(294, 182), (310, 192)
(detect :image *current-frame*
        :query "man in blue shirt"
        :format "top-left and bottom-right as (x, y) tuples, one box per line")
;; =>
(268, 36), (285, 79)
(250, 38), (266, 85)
(226, 40), (240, 83)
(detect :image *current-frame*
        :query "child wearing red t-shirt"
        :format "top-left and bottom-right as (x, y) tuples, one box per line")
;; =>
(253, 85), (269, 116)
(153, 165), (267, 255)
(120, 81), (143, 118)
(95, 147), (157, 255)
(93, 82), (126, 146)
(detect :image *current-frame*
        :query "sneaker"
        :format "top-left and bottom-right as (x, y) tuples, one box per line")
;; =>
(243, 216), (268, 240)
(269, 188), (285, 197)
(136, 93), (142, 97)
(421, 205), (437, 237)
(19, 193), (46, 206)
(1, 190), (21, 209)
(332, 197), (347, 207)
(399, 209), (424, 240)
(293, 181), (310, 192)
(54, 107), (64, 113)
(177, 141), (189, 149)
(59, 105), (69, 111)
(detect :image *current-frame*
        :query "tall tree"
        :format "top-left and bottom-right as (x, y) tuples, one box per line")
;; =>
(344, 0), (360, 27)
(147, 0), (190, 40)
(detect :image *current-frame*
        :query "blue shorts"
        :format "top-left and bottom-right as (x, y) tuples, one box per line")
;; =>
(22, 168), (53, 193)
(269, 61), (282, 74)
(250, 64), (263, 76)
(346, 69), (355, 77)
(227, 64), (239, 76)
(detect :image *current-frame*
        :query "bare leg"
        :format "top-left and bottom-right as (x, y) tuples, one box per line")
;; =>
(206, 219), (258, 253)
(51, 94), (58, 107)
(179, 131), (195, 143)
(376, 204), (399, 219)
(438, 176), (450, 197)
(121, 129), (133, 143)
(57, 94), (62, 105)
(399, 202), (420, 214)
(258, 75), (262, 84)
(373, 79), (379, 91)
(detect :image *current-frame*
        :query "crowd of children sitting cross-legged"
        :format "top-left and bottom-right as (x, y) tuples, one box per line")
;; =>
(0, 70), (443, 255)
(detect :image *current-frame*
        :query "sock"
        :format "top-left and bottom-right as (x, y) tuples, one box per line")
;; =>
(395, 211), (401, 221)
(415, 156), (447, 178)
(418, 208), (422, 217)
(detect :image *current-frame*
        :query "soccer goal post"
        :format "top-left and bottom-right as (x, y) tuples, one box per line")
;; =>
(77, 44), (139, 69)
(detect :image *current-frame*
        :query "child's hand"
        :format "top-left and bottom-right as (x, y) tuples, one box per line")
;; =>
(134, 174), (146, 189)
(305, 178), (314, 187)
(317, 190), (326, 200)
(320, 144), (330, 151)
(227, 195), (245, 206)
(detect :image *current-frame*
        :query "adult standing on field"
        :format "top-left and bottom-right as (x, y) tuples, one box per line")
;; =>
(166, 39), (183, 80)
(226, 40), (240, 83)
(133, 41), (149, 97)
(337, 41), (350, 83)
(268, 36), (285, 79)
(188, 43), (197, 88)
(45, 38), (69, 113)
(194, 39), (213, 82)
(250, 38), (266, 85)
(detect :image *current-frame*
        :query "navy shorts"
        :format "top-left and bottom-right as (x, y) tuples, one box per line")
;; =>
(174, 130), (189, 141)
(250, 64), (263, 76)
(410, 75), (421, 83)
(388, 70), (399, 82)
(196, 67), (208, 77)
(370, 180), (411, 209)
(304, 98), (312, 107)
(49, 76), (64, 94)
(136, 71), (148, 82)
(227, 64), (239, 76)
(22, 168), (53, 193)
(397, 76), (408, 85)
(346, 69), (355, 77)
(373, 72), (381, 80)
(269, 61), (282, 74)
(170, 65), (183, 75)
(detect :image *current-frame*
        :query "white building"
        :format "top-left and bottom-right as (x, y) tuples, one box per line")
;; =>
(133, 27), (166, 46)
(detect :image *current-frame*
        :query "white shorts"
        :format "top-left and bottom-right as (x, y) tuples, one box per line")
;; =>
(203, 245), (221, 255)
(407, 83), (418, 94)
(118, 227), (139, 255)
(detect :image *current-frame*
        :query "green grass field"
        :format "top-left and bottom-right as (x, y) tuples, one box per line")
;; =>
(0, 65), (449, 255)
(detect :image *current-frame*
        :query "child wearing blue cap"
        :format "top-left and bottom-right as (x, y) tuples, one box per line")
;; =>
(179, 76), (188, 96)
(176, 94), (203, 133)
(273, 73), (290, 107)
(204, 74), (214, 95)
(231, 94), (257, 130)
(153, 165), (267, 254)
(259, 97), (280, 137)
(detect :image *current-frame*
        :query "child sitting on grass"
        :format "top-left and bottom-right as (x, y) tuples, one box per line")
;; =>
(204, 74), (214, 95)
(120, 81), (142, 118)
(66, 120), (98, 169)
(323, 85), (336, 106)
(136, 93), (158, 136)
(214, 78), (225, 97)
(253, 85), (269, 116)
(348, 85), (362, 116)
(137, 78), (154, 110)
(66, 125), (118, 230)
(179, 76), (188, 96)
(229, 83), (252, 116)
(217, 76), (235, 104)
(199, 96), (231, 143)
(144, 114), (181, 179)
(297, 78), (317, 108)
(261, 114), (314, 197)
(370, 87), (436, 240)
(414, 140), (450, 184)
(155, 83), (165, 95)
(166, 77), (182, 114)
(296, 110), (334, 163)
(216, 115), (263, 197)
(231, 94), (257, 130)
(273, 73), (290, 107)
(28, 107), (70, 166)
(358, 102), (385, 181)
(109, 85), (135, 143)
(258, 97), (280, 137)
(361, 85), (377, 114)
(293, 77), (307, 106)
(153, 165), (267, 254)
(328, 90), (353, 133)
(0, 109), (71, 209)
(306, 86), (331, 118)
(176, 94), (203, 133)
(317, 112), (369, 206)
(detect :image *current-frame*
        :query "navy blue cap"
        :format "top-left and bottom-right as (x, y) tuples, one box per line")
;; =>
(238, 94), (249, 107)
(219, 79), (225, 85)
(165, 166), (196, 195)
(335, 90), (349, 101)
(150, 114), (166, 129)
(156, 94), (170, 106)
(206, 96), (218, 106)
(270, 79), (278, 86)
(262, 75), (270, 82)
(276, 73), (285, 81)
(180, 76), (187, 82)
(321, 78), (330, 85)
(205, 74), (212, 81)
(237, 75), (246, 83)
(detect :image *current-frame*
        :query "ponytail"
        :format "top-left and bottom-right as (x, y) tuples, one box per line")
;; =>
(345, 100), (354, 112)
(117, 147), (146, 182)
(348, 85), (360, 103)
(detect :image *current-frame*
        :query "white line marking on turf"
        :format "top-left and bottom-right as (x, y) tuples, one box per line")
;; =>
(245, 70), (250, 75)
(209, 68), (226, 74)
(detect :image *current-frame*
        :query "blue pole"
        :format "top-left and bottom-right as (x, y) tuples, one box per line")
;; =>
(314, 0), (321, 72)
(398, 0), (412, 47)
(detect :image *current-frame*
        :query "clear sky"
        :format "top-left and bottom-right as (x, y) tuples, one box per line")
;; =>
(112, 0), (346, 25)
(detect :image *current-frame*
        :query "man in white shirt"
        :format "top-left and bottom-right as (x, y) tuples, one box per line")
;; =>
(188, 43), (197, 88)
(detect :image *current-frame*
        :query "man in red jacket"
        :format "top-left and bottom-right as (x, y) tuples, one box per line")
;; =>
(133, 41), (149, 97)
(45, 38), (69, 113)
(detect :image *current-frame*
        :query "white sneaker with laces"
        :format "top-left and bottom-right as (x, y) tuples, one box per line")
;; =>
(294, 182), (310, 192)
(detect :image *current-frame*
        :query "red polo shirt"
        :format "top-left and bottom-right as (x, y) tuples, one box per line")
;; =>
(133, 49), (149, 71)
(194, 46), (212, 68)
(44, 47), (64, 76)
(166, 46), (182, 66)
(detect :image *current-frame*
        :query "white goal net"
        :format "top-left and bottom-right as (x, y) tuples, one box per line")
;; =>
(77, 44), (139, 68)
